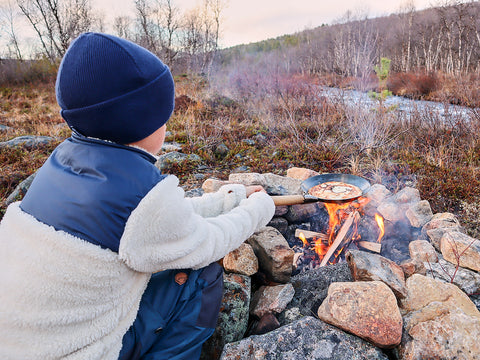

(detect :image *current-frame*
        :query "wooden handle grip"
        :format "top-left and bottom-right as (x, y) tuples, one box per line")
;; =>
(271, 195), (305, 206)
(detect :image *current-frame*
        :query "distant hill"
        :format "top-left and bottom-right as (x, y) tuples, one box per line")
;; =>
(216, 2), (480, 77)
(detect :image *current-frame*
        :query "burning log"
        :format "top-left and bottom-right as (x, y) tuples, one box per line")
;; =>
(294, 229), (328, 241)
(320, 211), (360, 267)
(357, 241), (382, 253)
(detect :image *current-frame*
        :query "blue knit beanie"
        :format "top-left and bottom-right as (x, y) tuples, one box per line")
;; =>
(56, 32), (175, 144)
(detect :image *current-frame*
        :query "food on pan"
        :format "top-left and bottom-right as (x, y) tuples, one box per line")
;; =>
(308, 181), (362, 200)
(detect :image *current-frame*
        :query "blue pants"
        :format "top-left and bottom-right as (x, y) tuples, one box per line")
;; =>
(118, 262), (223, 360)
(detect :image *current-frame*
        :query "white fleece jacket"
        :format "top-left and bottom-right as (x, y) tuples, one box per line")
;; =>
(0, 175), (275, 360)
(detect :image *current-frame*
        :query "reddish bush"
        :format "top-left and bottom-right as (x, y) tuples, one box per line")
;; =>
(174, 95), (197, 112)
(388, 71), (439, 98)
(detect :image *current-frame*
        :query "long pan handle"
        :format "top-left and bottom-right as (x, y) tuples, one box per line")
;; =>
(271, 194), (321, 206)
(271, 195), (305, 206)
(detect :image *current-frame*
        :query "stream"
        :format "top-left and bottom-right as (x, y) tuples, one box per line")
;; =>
(320, 86), (478, 123)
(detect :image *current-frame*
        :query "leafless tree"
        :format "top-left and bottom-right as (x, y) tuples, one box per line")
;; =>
(0, 0), (23, 59)
(113, 15), (132, 40)
(16, 0), (93, 61)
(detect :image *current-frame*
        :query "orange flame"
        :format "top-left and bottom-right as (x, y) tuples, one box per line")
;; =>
(323, 202), (352, 244)
(375, 213), (385, 243)
(298, 232), (309, 247)
(314, 237), (328, 259)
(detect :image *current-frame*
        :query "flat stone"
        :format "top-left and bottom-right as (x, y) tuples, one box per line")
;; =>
(405, 200), (433, 228)
(201, 273), (251, 360)
(263, 173), (302, 195)
(223, 243), (258, 276)
(346, 250), (407, 299)
(286, 167), (320, 181)
(155, 151), (202, 171)
(250, 284), (295, 318)
(0, 124), (12, 131)
(393, 187), (421, 204)
(0, 135), (56, 149)
(220, 316), (389, 360)
(398, 274), (480, 360)
(202, 178), (232, 193)
(409, 240), (438, 263)
(317, 281), (403, 348)
(228, 172), (266, 187)
(423, 212), (461, 232)
(247, 227), (294, 283)
(441, 231), (480, 272)
(425, 257), (480, 295)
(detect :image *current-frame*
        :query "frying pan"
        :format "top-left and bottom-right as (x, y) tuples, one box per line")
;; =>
(271, 173), (371, 206)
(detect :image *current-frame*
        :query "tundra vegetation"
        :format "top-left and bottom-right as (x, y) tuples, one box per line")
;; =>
(2, 0), (480, 238)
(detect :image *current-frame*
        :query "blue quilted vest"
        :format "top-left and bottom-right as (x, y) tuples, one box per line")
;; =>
(21, 132), (165, 252)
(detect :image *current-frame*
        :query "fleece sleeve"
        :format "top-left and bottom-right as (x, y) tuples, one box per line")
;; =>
(186, 184), (247, 217)
(118, 175), (275, 272)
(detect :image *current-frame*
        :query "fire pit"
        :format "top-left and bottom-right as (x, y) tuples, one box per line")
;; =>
(290, 195), (392, 273)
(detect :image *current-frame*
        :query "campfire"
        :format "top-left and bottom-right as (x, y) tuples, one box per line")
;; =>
(294, 197), (385, 271)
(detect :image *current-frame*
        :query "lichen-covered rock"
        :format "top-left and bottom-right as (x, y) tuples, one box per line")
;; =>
(398, 274), (480, 360)
(223, 243), (258, 276)
(425, 257), (480, 295)
(346, 250), (407, 299)
(423, 212), (461, 232)
(220, 316), (389, 360)
(250, 284), (295, 318)
(155, 151), (201, 171)
(281, 262), (353, 324)
(317, 281), (403, 348)
(161, 141), (182, 152)
(426, 227), (462, 251)
(441, 231), (480, 272)
(201, 273), (251, 360)
(393, 187), (420, 204)
(0, 135), (56, 149)
(408, 240), (438, 263)
(228, 172), (266, 187)
(263, 173), (302, 195)
(405, 200), (433, 228)
(247, 227), (294, 283)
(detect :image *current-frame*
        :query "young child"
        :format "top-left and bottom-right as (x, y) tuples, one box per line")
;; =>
(0, 32), (275, 359)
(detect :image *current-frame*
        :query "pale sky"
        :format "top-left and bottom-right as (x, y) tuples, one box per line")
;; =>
(96, 0), (437, 48)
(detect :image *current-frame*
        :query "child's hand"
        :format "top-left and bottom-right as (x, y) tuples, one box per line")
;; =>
(245, 185), (266, 197)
